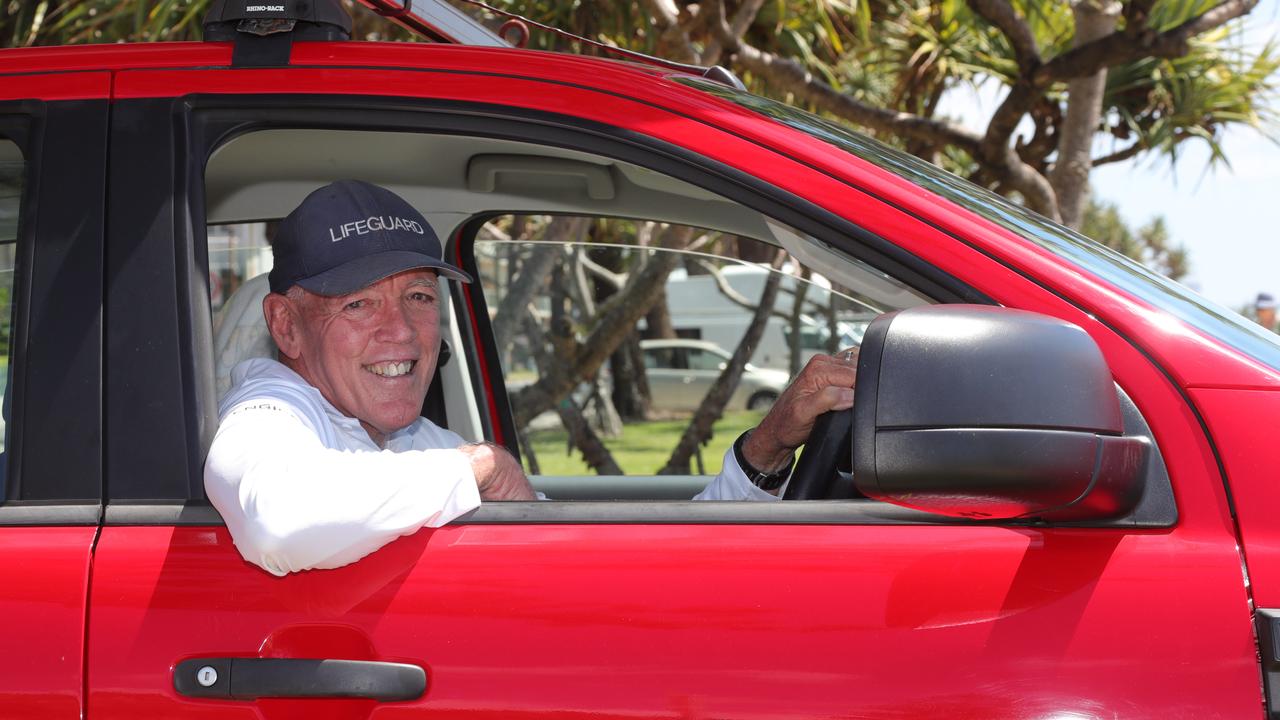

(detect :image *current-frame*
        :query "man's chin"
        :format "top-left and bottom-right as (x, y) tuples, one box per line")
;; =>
(368, 405), (428, 436)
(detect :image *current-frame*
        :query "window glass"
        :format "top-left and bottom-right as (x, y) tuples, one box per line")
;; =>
(0, 140), (22, 459)
(206, 222), (275, 398)
(687, 348), (726, 371)
(208, 222), (272, 315)
(475, 215), (932, 479)
(680, 76), (1280, 372)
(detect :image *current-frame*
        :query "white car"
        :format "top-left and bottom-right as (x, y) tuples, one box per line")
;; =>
(640, 339), (791, 411)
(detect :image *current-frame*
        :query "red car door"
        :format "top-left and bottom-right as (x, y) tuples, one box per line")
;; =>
(0, 68), (108, 719)
(85, 44), (1260, 718)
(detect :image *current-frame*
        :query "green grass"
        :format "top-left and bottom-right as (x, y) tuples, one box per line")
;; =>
(526, 410), (767, 475)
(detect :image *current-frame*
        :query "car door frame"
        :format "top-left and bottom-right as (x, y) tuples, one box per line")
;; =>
(0, 72), (108, 720)
(90, 60), (1259, 718)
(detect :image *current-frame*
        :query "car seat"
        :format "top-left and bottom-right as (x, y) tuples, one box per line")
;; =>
(212, 272), (276, 400)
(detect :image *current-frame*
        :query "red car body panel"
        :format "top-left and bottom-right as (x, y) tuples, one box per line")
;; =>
(0, 528), (97, 719)
(90, 522), (1258, 719)
(0, 40), (1272, 718)
(0, 70), (110, 102)
(1190, 387), (1280, 607)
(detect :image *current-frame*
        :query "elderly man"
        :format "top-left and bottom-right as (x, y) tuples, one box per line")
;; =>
(205, 180), (857, 577)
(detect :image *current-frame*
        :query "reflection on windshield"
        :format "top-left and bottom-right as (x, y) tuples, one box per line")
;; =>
(678, 77), (1280, 373)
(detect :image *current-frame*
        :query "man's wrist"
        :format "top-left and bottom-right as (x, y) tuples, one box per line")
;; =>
(460, 442), (498, 492)
(741, 427), (794, 472)
(735, 430), (795, 492)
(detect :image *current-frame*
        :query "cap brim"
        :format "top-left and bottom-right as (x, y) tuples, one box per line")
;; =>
(295, 250), (473, 296)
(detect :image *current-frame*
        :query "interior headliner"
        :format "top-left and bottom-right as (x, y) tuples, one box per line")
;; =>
(205, 129), (776, 241)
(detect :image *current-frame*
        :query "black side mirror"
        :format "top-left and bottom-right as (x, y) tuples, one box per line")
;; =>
(852, 305), (1147, 521)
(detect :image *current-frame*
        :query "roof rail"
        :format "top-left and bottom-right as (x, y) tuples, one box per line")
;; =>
(354, 0), (508, 47)
(203, 0), (746, 90)
(370, 0), (747, 90)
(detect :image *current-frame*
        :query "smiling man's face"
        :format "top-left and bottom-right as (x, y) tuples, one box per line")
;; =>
(268, 269), (442, 446)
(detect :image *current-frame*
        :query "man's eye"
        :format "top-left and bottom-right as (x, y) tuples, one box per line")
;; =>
(344, 299), (367, 311)
(409, 291), (436, 304)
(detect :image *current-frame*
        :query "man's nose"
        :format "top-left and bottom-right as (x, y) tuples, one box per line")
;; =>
(376, 302), (417, 343)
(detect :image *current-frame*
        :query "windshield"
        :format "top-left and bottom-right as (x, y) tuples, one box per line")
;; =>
(678, 77), (1280, 373)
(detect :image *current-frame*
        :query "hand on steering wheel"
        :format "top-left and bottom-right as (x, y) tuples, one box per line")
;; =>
(739, 349), (858, 499)
(783, 407), (854, 500)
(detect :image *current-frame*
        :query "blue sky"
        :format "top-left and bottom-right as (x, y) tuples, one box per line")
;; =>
(942, 0), (1280, 313)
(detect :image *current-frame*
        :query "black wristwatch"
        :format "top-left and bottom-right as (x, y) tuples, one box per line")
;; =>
(733, 430), (795, 491)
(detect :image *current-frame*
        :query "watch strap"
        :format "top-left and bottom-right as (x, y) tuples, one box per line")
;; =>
(733, 430), (795, 491)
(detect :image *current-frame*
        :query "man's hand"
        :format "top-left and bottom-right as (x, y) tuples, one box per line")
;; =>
(743, 349), (858, 471)
(460, 442), (537, 501)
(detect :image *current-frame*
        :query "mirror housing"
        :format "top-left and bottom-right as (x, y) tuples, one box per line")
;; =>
(853, 305), (1147, 521)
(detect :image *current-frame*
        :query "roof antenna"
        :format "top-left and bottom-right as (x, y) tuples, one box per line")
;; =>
(203, 0), (353, 67)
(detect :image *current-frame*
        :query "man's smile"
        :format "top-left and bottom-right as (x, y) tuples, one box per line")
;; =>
(364, 360), (417, 378)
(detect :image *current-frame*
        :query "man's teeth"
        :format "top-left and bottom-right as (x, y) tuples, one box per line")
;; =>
(366, 361), (416, 377)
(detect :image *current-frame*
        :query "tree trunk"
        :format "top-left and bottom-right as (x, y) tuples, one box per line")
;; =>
(555, 398), (624, 475)
(514, 424), (541, 476)
(583, 241), (652, 420)
(825, 295), (840, 354)
(1048, 0), (1121, 229)
(609, 332), (652, 419)
(787, 267), (812, 377)
(566, 245), (623, 437)
(509, 226), (693, 429)
(643, 289), (678, 340)
(659, 251), (787, 475)
(519, 310), (623, 475)
(491, 217), (588, 355)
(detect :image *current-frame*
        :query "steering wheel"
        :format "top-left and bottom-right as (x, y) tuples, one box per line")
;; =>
(783, 408), (854, 500)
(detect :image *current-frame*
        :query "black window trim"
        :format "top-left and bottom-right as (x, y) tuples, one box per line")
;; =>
(0, 99), (108, 526)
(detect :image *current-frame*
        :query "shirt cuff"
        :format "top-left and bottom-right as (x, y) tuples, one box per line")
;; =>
(693, 446), (782, 501)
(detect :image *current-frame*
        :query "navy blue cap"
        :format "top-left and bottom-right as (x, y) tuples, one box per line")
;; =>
(268, 179), (472, 296)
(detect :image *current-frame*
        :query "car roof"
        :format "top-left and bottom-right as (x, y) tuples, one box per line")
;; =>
(0, 37), (681, 78)
(640, 339), (729, 353)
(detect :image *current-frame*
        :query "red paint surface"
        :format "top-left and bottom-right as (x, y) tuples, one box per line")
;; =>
(0, 71), (109, 101)
(1190, 386), (1280, 607)
(88, 522), (1257, 719)
(0, 528), (97, 719)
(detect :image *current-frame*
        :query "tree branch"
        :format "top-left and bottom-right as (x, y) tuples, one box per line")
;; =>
(979, 83), (1062, 219)
(726, 40), (984, 154)
(1123, 0), (1159, 36)
(1092, 140), (1146, 167)
(693, 258), (793, 322)
(967, 0), (1041, 69)
(701, 0), (767, 66)
(1035, 0), (1259, 84)
(636, 0), (701, 64)
(579, 252), (626, 288)
(509, 234), (688, 429)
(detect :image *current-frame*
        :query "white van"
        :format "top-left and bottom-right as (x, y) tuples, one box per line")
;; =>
(662, 264), (870, 371)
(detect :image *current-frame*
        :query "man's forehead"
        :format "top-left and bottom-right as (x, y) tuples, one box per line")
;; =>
(297, 270), (439, 312)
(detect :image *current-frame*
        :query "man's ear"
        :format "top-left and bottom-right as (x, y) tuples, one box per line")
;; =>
(263, 292), (302, 360)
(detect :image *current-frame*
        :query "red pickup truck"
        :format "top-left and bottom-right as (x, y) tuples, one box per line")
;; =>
(3, 1), (1279, 717)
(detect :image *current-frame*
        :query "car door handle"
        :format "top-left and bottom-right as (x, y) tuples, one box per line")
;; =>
(173, 657), (426, 701)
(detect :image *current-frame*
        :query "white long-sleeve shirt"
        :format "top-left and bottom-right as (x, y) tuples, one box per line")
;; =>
(205, 358), (773, 576)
